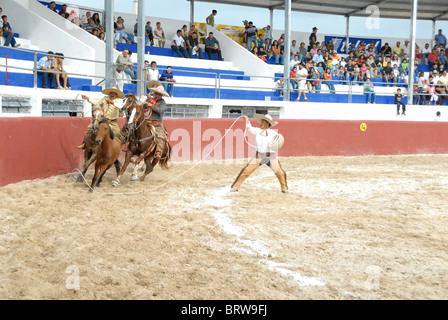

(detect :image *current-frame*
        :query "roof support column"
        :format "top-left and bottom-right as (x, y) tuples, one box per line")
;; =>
(137, 0), (146, 97)
(190, 0), (195, 28)
(269, 8), (274, 29)
(283, 0), (291, 101)
(408, 0), (418, 105)
(431, 19), (436, 49)
(105, 0), (114, 89)
(345, 16), (350, 54)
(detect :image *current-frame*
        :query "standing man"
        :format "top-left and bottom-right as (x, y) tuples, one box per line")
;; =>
(231, 114), (288, 193)
(76, 88), (125, 150)
(308, 27), (317, 52)
(435, 29), (447, 48)
(205, 32), (222, 61)
(206, 10), (217, 27)
(244, 21), (258, 51)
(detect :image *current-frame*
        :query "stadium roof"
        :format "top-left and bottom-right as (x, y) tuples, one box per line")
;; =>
(188, 0), (448, 21)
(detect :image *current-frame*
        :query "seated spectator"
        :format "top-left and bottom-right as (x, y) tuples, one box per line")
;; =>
(363, 78), (376, 104)
(188, 24), (197, 37)
(186, 31), (203, 59)
(380, 42), (392, 58)
(257, 46), (268, 62)
(48, 1), (58, 13)
(37, 51), (56, 89)
(326, 39), (335, 53)
(171, 29), (188, 58)
(83, 17), (96, 34)
(391, 55), (400, 68)
(1, 15), (21, 48)
(338, 57), (346, 77)
(366, 41), (377, 54)
(204, 32), (222, 61)
(274, 77), (284, 97)
(251, 46), (258, 56)
(98, 32), (106, 42)
(438, 70), (448, 105)
(392, 64), (401, 86)
(439, 48), (447, 70)
(159, 66), (176, 97)
(428, 48), (439, 68)
(299, 42), (308, 60)
(154, 22), (166, 47)
(92, 13), (104, 33)
(348, 42), (357, 53)
(312, 49), (324, 64)
(290, 66), (298, 91)
(359, 63), (369, 84)
(181, 24), (188, 42)
(289, 54), (302, 70)
(82, 11), (91, 25)
(400, 58), (409, 77)
(52, 53), (70, 90)
(421, 43), (431, 65)
(263, 38), (272, 55)
(310, 67), (321, 92)
(366, 55), (377, 78)
(345, 60), (358, 84)
(382, 62), (394, 87)
(145, 21), (154, 46)
(323, 68), (336, 93)
(393, 41), (403, 58)
(115, 48), (137, 82)
(357, 54), (367, 66)
(116, 17), (136, 44)
(270, 40), (283, 65)
(147, 61), (159, 81)
(92, 28), (99, 38)
(309, 44), (318, 57)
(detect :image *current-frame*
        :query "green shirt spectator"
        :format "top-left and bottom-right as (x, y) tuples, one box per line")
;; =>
(206, 10), (217, 27)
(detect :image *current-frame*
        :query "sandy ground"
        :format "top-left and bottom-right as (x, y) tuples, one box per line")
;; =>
(1, 154), (448, 300)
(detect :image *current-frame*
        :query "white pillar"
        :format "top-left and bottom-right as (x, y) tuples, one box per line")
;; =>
(190, 0), (195, 27)
(408, 0), (418, 105)
(269, 8), (274, 29)
(137, 0), (146, 97)
(283, 0), (291, 101)
(345, 16), (350, 54)
(105, 0), (114, 89)
(431, 20), (436, 49)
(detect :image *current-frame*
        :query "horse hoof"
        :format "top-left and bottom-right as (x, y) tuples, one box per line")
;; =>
(88, 189), (93, 193)
(112, 181), (119, 187)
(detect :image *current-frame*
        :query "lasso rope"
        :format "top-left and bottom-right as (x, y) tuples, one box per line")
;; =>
(73, 115), (245, 195)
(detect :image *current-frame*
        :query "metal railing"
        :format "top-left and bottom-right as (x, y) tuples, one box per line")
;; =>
(1, 46), (448, 105)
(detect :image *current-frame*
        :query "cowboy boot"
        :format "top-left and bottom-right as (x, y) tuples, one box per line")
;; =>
(275, 169), (288, 193)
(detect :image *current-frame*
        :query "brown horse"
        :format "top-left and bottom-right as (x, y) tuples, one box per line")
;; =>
(74, 108), (104, 183)
(89, 118), (122, 192)
(112, 94), (171, 186)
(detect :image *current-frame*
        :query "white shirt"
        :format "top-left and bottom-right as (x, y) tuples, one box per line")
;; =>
(422, 46), (431, 55)
(172, 34), (185, 47)
(148, 68), (159, 81)
(297, 67), (308, 81)
(246, 122), (278, 153)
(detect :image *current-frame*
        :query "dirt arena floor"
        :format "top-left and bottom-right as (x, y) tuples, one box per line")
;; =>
(1, 154), (448, 300)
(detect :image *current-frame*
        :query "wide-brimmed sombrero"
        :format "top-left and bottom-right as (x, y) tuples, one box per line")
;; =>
(148, 85), (170, 97)
(102, 87), (125, 99)
(254, 113), (278, 128)
(147, 80), (162, 89)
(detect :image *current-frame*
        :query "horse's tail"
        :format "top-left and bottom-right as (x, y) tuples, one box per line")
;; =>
(159, 142), (172, 170)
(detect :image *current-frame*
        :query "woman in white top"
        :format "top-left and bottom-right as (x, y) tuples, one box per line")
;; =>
(231, 114), (288, 193)
(154, 22), (166, 47)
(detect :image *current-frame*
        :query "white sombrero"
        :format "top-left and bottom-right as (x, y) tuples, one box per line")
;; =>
(254, 113), (278, 128)
(102, 87), (125, 99)
(147, 80), (162, 89)
(148, 85), (170, 97)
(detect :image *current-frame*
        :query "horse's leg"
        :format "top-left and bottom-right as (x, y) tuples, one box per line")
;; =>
(112, 149), (134, 187)
(139, 155), (158, 182)
(90, 163), (102, 193)
(96, 163), (113, 187)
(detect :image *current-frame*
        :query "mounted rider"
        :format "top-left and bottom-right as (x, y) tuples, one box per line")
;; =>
(76, 88), (125, 149)
(140, 84), (170, 160)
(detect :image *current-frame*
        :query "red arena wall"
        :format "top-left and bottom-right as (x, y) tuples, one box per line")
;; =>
(1, 117), (448, 186)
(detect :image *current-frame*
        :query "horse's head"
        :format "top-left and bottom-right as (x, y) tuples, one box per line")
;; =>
(92, 108), (104, 132)
(95, 118), (113, 145)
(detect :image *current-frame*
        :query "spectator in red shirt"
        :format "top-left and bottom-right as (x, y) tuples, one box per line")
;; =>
(428, 49), (439, 69)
